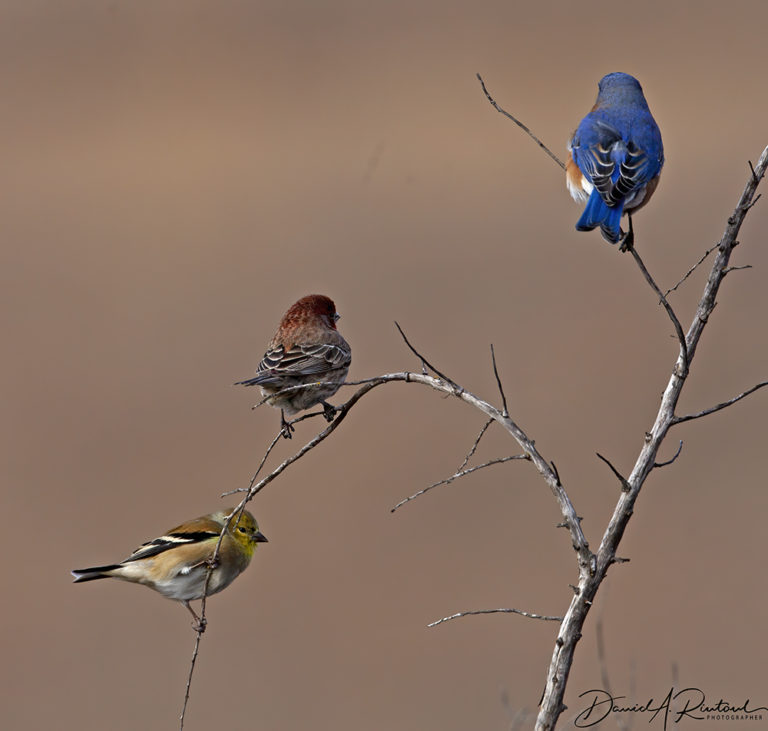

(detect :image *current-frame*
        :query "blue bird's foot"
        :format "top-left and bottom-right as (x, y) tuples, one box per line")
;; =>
(618, 216), (635, 253)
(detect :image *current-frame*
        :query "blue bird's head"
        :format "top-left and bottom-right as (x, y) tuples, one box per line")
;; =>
(598, 72), (643, 94)
(595, 72), (648, 108)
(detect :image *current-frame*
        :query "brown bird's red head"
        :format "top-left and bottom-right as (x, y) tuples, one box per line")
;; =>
(279, 294), (340, 333)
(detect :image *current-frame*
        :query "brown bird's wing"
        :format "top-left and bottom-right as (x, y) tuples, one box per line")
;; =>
(122, 516), (223, 563)
(253, 342), (351, 383)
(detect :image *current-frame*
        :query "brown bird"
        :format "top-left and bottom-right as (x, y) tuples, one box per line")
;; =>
(236, 294), (351, 437)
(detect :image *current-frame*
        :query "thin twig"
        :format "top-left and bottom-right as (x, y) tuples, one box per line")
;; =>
(595, 452), (630, 492)
(490, 344), (509, 417)
(723, 264), (753, 274)
(629, 247), (689, 374)
(391, 455), (528, 512)
(663, 245), (718, 297)
(476, 73), (565, 170)
(653, 440), (683, 469)
(179, 630), (204, 730)
(394, 321), (458, 388)
(222, 431), (283, 496)
(457, 418), (494, 473)
(673, 381), (768, 424)
(744, 192), (762, 211)
(429, 607), (563, 627)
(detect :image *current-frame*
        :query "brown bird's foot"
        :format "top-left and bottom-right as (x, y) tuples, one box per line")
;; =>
(184, 601), (207, 633)
(618, 215), (635, 252)
(192, 616), (208, 633)
(280, 411), (295, 439)
(321, 401), (338, 422)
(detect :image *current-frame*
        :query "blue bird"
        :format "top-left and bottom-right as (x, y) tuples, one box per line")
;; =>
(566, 73), (664, 249)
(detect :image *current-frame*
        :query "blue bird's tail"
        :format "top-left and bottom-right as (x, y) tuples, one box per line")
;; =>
(575, 189), (624, 244)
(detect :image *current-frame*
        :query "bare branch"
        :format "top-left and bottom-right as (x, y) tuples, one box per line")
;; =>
(476, 73), (566, 171)
(456, 418), (494, 473)
(596, 452), (630, 492)
(723, 264), (753, 274)
(391, 455), (528, 512)
(653, 440), (683, 469)
(490, 344), (510, 417)
(537, 145), (768, 731)
(673, 381), (768, 424)
(428, 607), (563, 627)
(663, 244), (718, 297)
(629, 247), (689, 374)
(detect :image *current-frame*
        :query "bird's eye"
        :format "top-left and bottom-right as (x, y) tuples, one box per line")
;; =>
(238, 526), (247, 533)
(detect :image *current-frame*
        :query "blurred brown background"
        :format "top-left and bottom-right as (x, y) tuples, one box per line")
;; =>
(3, 1), (767, 729)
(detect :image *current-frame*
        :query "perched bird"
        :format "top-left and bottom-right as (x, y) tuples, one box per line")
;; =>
(566, 72), (664, 249)
(235, 294), (351, 438)
(72, 508), (267, 627)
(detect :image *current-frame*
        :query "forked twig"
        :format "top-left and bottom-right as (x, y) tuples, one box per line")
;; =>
(457, 418), (494, 473)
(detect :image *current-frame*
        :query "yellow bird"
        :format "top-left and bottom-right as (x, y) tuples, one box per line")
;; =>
(72, 508), (267, 626)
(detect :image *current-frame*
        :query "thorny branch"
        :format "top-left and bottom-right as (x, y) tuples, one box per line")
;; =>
(457, 418), (494, 472)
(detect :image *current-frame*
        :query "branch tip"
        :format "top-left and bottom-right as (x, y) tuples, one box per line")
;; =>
(490, 344), (510, 417)
(595, 452), (631, 492)
(674, 381), (768, 424)
(475, 73), (565, 170)
(653, 440), (684, 469)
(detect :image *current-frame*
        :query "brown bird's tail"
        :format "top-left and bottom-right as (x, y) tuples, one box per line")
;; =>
(71, 565), (122, 583)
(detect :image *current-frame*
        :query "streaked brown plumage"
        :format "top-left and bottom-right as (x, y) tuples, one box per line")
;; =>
(236, 294), (351, 437)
